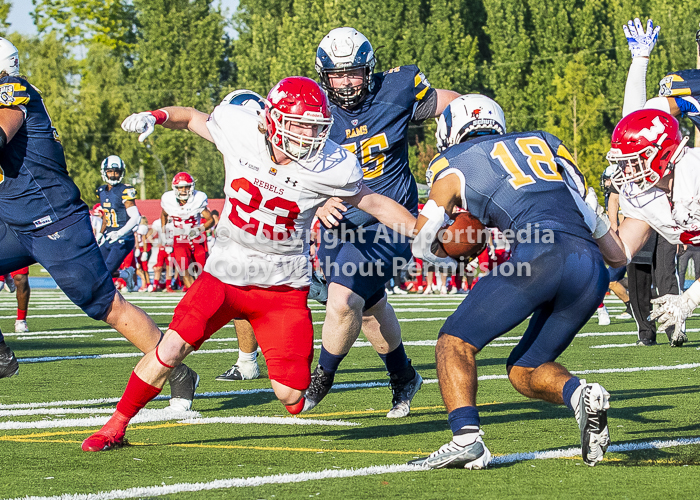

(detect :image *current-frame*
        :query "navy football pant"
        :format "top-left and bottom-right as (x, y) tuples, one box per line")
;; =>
(441, 232), (608, 368)
(100, 235), (135, 275)
(318, 223), (411, 310)
(0, 215), (116, 322)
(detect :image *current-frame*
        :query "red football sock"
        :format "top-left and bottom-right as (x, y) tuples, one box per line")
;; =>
(17, 309), (27, 321)
(115, 372), (163, 420)
(285, 397), (305, 415)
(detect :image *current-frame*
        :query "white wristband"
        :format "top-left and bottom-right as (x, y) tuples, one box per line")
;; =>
(592, 213), (611, 239)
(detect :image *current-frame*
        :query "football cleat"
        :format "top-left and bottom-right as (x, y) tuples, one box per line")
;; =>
(387, 365), (423, 418)
(0, 341), (19, 379)
(14, 320), (28, 333)
(168, 364), (199, 411)
(215, 361), (260, 381)
(81, 429), (127, 452)
(409, 432), (491, 469)
(302, 365), (335, 412)
(597, 305), (611, 326)
(3, 275), (16, 293)
(617, 312), (632, 320)
(576, 382), (611, 466)
(670, 331), (688, 347)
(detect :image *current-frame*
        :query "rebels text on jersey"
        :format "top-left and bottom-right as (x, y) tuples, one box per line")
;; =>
(97, 183), (137, 235)
(426, 130), (593, 242)
(618, 148), (700, 245)
(205, 105), (363, 288)
(0, 76), (86, 231)
(328, 65), (435, 228)
(161, 190), (208, 243)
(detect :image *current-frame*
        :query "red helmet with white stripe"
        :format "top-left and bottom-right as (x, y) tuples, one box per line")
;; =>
(172, 172), (195, 201)
(608, 109), (688, 193)
(265, 76), (333, 162)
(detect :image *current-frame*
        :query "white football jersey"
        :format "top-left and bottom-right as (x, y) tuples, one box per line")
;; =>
(161, 189), (208, 243)
(90, 214), (103, 235)
(150, 218), (174, 247)
(619, 148), (700, 245)
(204, 104), (363, 288)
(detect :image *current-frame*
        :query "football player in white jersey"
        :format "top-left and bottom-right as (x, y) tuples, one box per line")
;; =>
(82, 76), (417, 452)
(160, 172), (214, 289)
(149, 217), (177, 292)
(591, 19), (700, 346)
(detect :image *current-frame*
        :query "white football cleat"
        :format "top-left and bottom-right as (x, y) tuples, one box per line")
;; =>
(597, 305), (610, 326)
(409, 431), (491, 469)
(574, 381), (611, 466)
(14, 320), (28, 333)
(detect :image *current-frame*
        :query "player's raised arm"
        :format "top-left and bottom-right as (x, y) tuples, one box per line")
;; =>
(340, 184), (416, 236)
(121, 107), (213, 143)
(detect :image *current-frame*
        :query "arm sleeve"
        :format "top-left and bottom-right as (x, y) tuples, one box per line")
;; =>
(622, 58), (650, 117)
(409, 67), (437, 121)
(117, 205), (141, 237)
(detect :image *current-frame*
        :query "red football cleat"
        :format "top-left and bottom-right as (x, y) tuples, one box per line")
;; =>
(81, 429), (127, 452)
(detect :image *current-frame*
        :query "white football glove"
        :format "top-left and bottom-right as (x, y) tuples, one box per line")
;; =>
(95, 232), (105, 246)
(585, 187), (611, 239)
(140, 251), (149, 262)
(650, 281), (700, 338)
(106, 231), (121, 244)
(134, 248), (141, 258)
(623, 18), (660, 58)
(121, 112), (157, 142)
(412, 200), (459, 269)
(188, 226), (202, 240)
(165, 246), (174, 254)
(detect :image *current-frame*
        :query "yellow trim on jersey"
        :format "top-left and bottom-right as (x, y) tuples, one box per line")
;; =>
(415, 86), (429, 101)
(0, 82), (29, 107)
(122, 187), (137, 201)
(426, 156), (450, 185)
(556, 144), (575, 165)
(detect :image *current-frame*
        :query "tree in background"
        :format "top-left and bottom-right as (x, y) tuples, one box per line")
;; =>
(12, 0), (700, 200)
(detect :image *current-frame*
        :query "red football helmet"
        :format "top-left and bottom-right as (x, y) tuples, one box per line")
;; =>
(608, 109), (688, 193)
(265, 76), (333, 162)
(172, 172), (195, 201)
(90, 203), (103, 217)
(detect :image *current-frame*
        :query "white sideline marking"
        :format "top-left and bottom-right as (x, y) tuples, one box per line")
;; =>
(590, 343), (640, 349)
(8, 464), (423, 500)
(15, 335), (93, 340)
(11, 436), (700, 500)
(0, 407), (116, 417)
(0, 408), (201, 430)
(4, 361), (700, 412)
(179, 416), (358, 427)
(0, 411), (356, 431)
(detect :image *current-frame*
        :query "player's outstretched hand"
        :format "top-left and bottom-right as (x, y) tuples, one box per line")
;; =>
(316, 197), (347, 228)
(122, 112), (157, 142)
(623, 18), (660, 58)
(650, 290), (698, 337)
(106, 232), (121, 244)
(95, 233), (105, 246)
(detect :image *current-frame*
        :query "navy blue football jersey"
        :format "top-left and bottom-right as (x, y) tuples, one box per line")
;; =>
(328, 65), (435, 227)
(0, 76), (86, 231)
(426, 131), (592, 240)
(658, 69), (700, 128)
(97, 183), (137, 235)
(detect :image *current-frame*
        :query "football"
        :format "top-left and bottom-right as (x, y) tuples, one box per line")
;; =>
(438, 211), (488, 261)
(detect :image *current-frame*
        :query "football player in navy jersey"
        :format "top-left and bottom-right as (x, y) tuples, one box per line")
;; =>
(0, 38), (198, 412)
(295, 27), (459, 416)
(408, 95), (611, 469)
(95, 155), (141, 275)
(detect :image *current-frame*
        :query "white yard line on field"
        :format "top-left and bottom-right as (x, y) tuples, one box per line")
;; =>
(0, 410), (357, 431)
(9, 436), (700, 500)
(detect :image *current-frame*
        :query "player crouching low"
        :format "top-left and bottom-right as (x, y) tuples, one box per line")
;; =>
(81, 76), (417, 452)
(408, 95), (610, 469)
